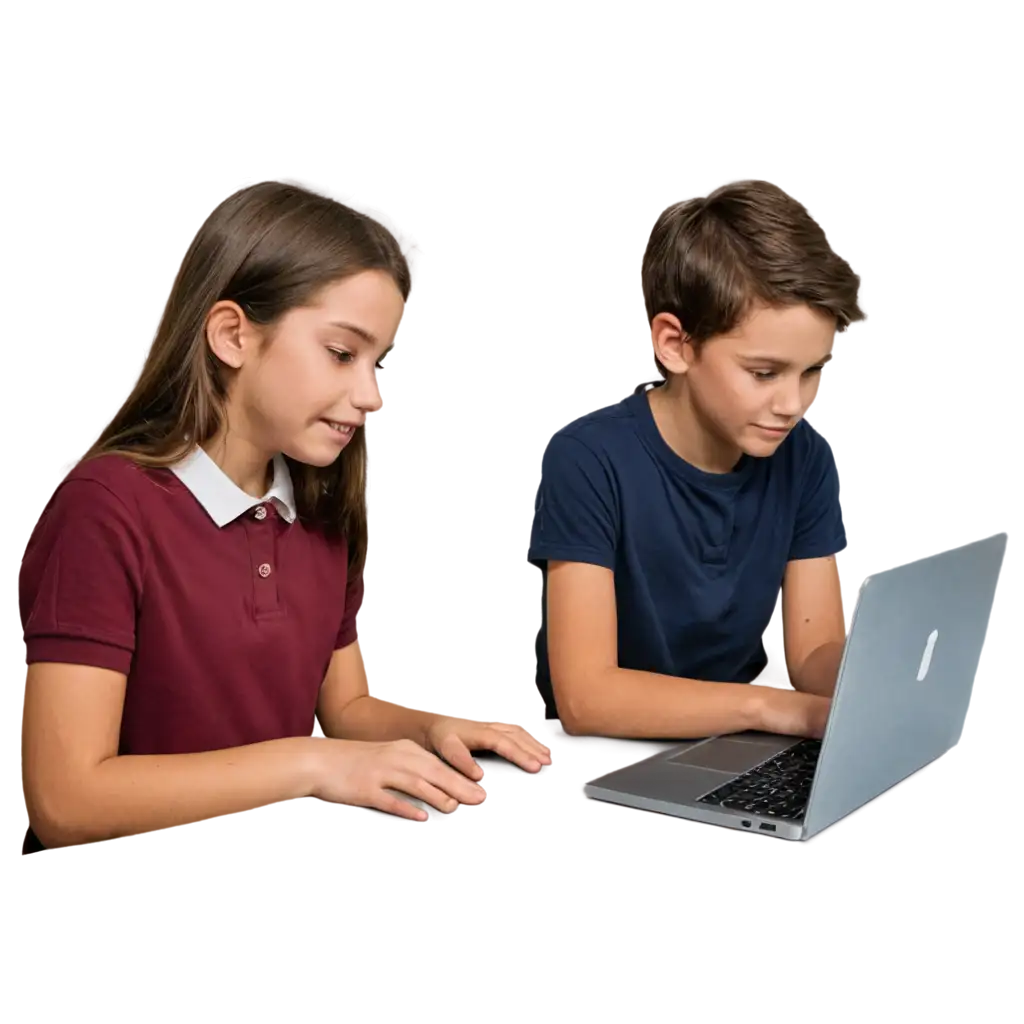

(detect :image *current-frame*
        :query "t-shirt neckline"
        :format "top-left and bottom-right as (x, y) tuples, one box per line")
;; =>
(627, 384), (755, 490)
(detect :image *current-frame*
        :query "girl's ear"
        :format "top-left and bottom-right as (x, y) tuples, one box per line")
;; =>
(206, 300), (255, 369)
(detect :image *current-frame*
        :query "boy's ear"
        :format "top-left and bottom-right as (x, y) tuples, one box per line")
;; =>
(651, 312), (697, 375)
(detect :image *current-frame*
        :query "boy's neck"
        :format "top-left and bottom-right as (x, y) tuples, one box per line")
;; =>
(647, 380), (744, 475)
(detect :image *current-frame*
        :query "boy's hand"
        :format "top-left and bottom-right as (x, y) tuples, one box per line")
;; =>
(425, 717), (553, 780)
(758, 690), (832, 739)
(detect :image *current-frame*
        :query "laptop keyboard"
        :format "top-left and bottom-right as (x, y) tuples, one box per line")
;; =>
(697, 739), (821, 820)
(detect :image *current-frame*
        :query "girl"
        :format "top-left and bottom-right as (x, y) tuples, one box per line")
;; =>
(528, 180), (864, 741)
(20, 181), (550, 853)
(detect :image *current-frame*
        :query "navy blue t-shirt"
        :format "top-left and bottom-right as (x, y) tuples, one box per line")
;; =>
(527, 385), (846, 719)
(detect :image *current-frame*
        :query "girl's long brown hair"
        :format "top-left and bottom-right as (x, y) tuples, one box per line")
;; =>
(82, 181), (411, 575)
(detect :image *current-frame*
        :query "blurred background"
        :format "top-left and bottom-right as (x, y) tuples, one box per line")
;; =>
(2, 6), (1024, 831)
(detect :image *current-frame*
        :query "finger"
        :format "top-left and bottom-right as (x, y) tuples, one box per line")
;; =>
(506, 727), (552, 763)
(389, 774), (462, 814)
(373, 790), (428, 822)
(489, 724), (552, 763)
(478, 731), (544, 773)
(421, 753), (489, 806)
(436, 732), (484, 781)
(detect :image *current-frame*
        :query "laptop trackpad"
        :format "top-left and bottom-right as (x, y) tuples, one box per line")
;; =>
(667, 737), (794, 774)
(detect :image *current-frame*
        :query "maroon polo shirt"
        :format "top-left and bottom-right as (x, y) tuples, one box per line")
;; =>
(20, 449), (362, 850)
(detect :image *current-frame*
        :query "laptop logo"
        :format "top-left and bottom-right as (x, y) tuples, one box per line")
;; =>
(916, 629), (939, 681)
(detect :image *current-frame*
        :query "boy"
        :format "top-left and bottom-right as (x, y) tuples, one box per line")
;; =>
(528, 180), (864, 739)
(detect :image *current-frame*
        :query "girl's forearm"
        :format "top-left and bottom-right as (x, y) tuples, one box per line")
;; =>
(29, 736), (322, 849)
(319, 696), (432, 745)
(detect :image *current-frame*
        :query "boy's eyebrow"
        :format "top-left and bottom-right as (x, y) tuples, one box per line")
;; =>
(328, 321), (379, 345)
(739, 353), (833, 368)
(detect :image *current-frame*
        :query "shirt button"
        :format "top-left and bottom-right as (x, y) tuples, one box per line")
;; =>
(258, 563), (272, 578)
(254, 506), (267, 520)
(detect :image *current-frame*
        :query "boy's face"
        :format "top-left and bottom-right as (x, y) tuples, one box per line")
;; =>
(660, 303), (836, 457)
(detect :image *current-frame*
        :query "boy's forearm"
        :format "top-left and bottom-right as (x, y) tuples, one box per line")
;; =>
(557, 666), (766, 739)
(790, 641), (845, 697)
(29, 736), (321, 849)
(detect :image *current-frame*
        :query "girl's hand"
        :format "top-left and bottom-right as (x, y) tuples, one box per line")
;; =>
(310, 738), (486, 821)
(424, 717), (553, 781)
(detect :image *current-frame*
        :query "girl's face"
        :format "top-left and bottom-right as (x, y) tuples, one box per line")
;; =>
(228, 270), (405, 466)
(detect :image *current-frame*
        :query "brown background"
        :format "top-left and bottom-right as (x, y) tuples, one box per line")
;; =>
(2, 4), (1024, 1019)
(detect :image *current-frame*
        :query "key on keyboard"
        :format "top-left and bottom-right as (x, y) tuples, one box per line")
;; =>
(697, 739), (821, 820)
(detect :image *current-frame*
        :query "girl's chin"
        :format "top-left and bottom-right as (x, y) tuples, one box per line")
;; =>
(280, 442), (346, 468)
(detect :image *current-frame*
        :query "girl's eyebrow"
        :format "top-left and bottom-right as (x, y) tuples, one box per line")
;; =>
(328, 321), (379, 345)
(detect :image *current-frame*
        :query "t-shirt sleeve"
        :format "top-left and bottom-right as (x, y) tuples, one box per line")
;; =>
(528, 433), (618, 571)
(20, 478), (147, 675)
(788, 429), (847, 561)
(334, 563), (364, 650)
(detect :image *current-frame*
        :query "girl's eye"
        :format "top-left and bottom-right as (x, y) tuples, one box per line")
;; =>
(804, 365), (824, 376)
(327, 348), (391, 376)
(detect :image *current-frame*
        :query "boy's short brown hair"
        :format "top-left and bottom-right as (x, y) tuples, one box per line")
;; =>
(641, 180), (865, 377)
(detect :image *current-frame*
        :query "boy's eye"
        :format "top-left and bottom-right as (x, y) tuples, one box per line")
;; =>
(750, 366), (824, 381)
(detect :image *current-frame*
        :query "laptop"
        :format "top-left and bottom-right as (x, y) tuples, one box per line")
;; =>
(584, 533), (1008, 840)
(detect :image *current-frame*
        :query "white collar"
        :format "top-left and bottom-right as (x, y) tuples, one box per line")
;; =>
(171, 447), (297, 527)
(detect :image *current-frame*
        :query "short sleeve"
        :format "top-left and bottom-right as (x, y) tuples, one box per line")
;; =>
(788, 429), (847, 561)
(334, 565), (364, 649)
(20, 479), (147, 674)
(527, 433), (618, 570)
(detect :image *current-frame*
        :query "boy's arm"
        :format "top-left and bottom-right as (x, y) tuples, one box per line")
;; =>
(781, 555), (847, 697)
(782, 425), (847, 697)
(547, 561), (830, 739)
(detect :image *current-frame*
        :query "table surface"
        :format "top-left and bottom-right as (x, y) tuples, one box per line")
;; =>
(46, 712), (1024, 856)
(51, 720), (729, 856)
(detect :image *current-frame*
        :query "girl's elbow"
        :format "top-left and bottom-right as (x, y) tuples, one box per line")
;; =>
(27, 805), (78, 849)
(26, 781), (96, 849)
